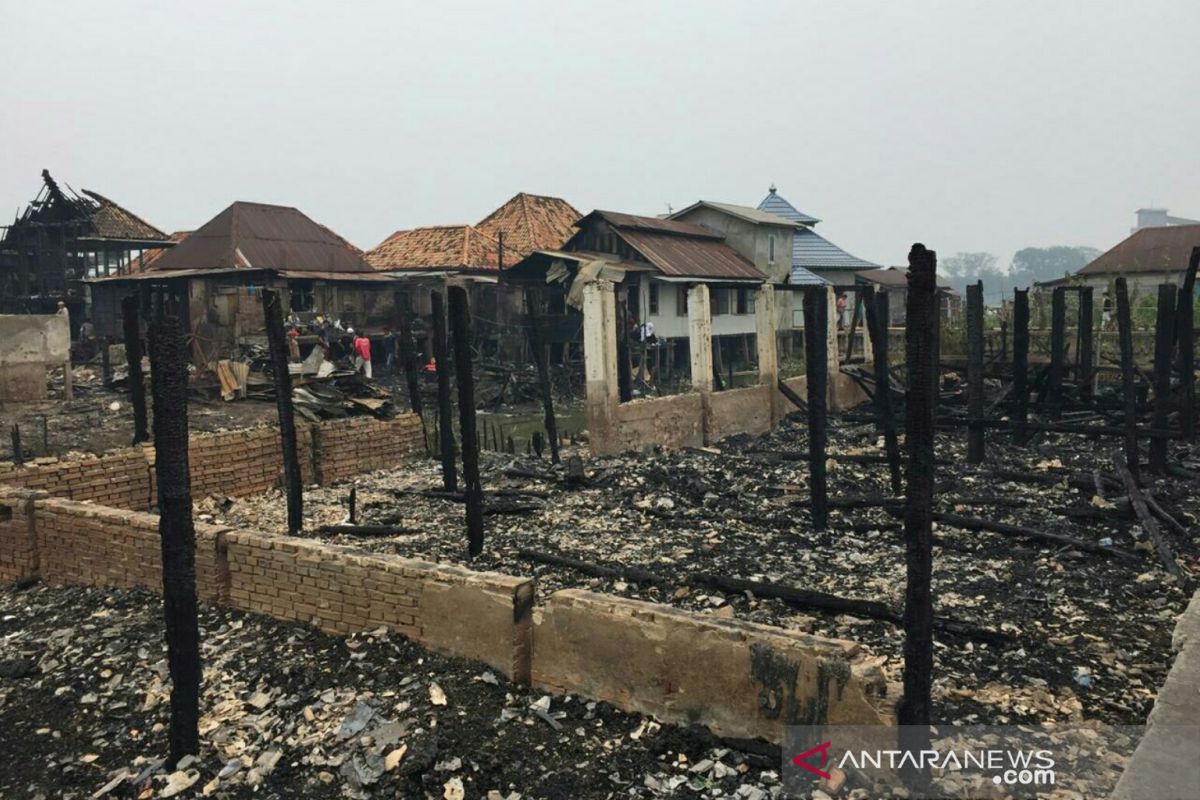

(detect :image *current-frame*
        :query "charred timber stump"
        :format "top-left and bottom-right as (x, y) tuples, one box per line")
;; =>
(802, 287), (828, 530)
(930, 292), (942, 400)
(1150, 283), (1178, 474)
(147, 314), (200, 764)
(966, 281), (985, 464)
(1048, 287), (1066, 419)
(431, 291), (457, 492)
(1177, 247), (1199, 439)
(122, 294), (149, 445)
(449, 286), (484, 558)
(10, 424), (22, 467)
(1012, 289), (1030, 444)
(395, 293), (424, 419)
(524, 287), (560, 464)
(865, 288), (902, 493)
(101, 337), (112, 387)
(617, 300), (633, 403)
(1078, 287), (1095, 406)
(900, 244), (937, 740)
(1115, 278), (1139, 479)
(262, 290), (303, 535)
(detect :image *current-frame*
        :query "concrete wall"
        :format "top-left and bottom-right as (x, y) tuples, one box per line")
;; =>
(0, 314), (69, 401)
(672, 206), (794, 285)
(532, 590), (893, 741)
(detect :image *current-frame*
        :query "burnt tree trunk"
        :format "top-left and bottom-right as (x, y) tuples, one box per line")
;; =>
(966, 281), (985, 464)
(449, 287), (484, 557)
(1012, 289), (1030, 444)
(122, 294), (149, 444)
(431, 291), (457, 492)
(524, 287), (560, 464)
(262, 290), (303, 535)
(900, 244), (937, 731)
(147, 314), (201, 765)
(1150, 283), (1177, 474)
(803, 287), (828, 530)
(1115, 278), (1139, 479)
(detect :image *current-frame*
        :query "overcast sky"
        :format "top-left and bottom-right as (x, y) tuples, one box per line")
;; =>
(2, 1), (1197, 271)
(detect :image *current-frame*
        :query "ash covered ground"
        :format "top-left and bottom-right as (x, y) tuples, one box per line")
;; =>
(209, 412), (1199, 732)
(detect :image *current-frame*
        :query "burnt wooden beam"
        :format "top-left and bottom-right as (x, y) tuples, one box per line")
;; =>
(431, 291), (457, 493)
(901, 243), (937, 730)
(262, 289), (303, 535)
(1115, 278), (1139, 479)
(865, 288), (902, 493)
(1047, 287), (1067, 419)
(966, 281), (985, 463)
(10, 424), (22, 467)
(395, 292), (424, 418)
(1150, 283), (1178, 474)
(1115, 459), (1188, 587)
(146, 313), (200, 764)
(932, 510), (1137, 560)
(1012, 289), (1030, 444)
(803, 287), (828, 530)
(121, 294), (149, 445)
(449, 286), (484, 558)
(1176, 248), (1199, 439)
(1078, 286), (1094, 406)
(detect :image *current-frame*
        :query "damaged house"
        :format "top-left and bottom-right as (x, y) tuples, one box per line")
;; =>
(0, 170), (174, 323)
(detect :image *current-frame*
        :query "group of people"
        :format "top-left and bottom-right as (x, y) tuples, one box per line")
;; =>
(285, 315), (416, 380)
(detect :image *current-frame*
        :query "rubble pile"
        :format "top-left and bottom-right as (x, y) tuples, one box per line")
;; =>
(211, 412), (1198, 731)
(0, 585), (785, 799)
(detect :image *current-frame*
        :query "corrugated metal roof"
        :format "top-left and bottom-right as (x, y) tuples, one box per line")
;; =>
(789, 265), (831, 286)
(1077, 224), (1200, 276)
(614, 228), (766, 282)
(756, 187), (820, 225)
(146, 202), (374, 274)
(793, 227), (879, 271)
(668, 200), (803, 228)
(587, 210), (722, 239)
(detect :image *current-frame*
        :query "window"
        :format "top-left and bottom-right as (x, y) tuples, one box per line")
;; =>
(712, 288), (730, 316)
(736, 288), (752, 315)
(676, 285), (688, 316)
(648, 283), (659, 315)
(768, 234), (776, 265)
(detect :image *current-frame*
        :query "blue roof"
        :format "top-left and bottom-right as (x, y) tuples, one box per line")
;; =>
(789, 264), (831, 286)
(757, 187), (879, 274)
(757, 188), (820, 225)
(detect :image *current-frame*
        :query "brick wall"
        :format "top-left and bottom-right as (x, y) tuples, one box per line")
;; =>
(0, 414), (424, 511)
(0, 486), (39, 584)
(35, 497), (229, 603)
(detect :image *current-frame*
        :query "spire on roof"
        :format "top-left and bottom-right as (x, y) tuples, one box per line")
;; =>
(768, 183), (776, 195)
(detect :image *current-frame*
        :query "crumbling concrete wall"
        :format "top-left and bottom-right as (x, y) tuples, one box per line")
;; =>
(0, 314), (69, 402)
(531, 590), (894, 741)
(707, 384), (774, 442)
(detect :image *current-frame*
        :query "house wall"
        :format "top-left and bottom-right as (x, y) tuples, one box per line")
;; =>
(671, 206), (793, 284)
(646, 282), (759, 339)
(0, 314), (69, 401)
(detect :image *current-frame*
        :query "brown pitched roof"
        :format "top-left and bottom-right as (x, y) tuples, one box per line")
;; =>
(858, 267), (956, 292)
(475, 192), (581, 259)
(583, 210), (723, 239)
(146, 202), (374, 274)
(1078, 225), (1200, 276)
(365, 225), (503, 271)
(131, 231), (191, 272)
(79, 189), (170, 241)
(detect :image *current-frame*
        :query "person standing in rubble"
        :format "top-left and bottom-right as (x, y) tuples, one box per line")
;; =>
(382, 327), (397, 376)
(287, 326), (301, 362)
(351, 329), (372, 378)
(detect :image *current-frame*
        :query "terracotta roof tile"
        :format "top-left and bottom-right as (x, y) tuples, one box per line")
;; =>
(365, 224), (503, 271)
(476, 192), (581, 259)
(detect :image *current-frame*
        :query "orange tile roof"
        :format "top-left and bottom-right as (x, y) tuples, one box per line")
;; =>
(129, 231), (191, 272)
(475, 192), (581, 260)
(364, 224), (503, 271)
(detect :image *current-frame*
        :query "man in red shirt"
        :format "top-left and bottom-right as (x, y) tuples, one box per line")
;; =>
(350, 329), (372, 378)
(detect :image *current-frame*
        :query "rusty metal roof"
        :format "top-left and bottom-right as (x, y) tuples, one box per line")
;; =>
(614, 228), (765, 282)
(146, 202), (374, 274)
(584, 210), (723, 239)
(1077, 224), (1200, 276)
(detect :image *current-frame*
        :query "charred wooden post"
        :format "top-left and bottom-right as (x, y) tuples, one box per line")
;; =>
(843, 291), (862, 363)
(524, 287), (560, 464)
(930, 292), (942, 399)
(395, 293), (424, 418)
(431, 291), (457, 492)
(803, 287), (828, 529)
(1078, 287), (1095, 406)
(262, 289), (303, 535)
(999, 319), (1008, 365)
(146, 314), (201, 764)
(121, 294), (150, 445)
(348, 486), (357, 525)
(101, 337), (112, 386)
(1115, 278), (1139, 479)
(10, 424), (22, 467)
(1012, 289), (1030, 444)
(1048, 287), (1066, 419)
(966, 281), (986, 464)
(865, 288), (902, 493)
(900, 243), (937, 732)
(1177, 248), (1199, 439)
(616, 299), (633, 402)
(1150, 283), (1178, 474)
(449, 286), (484, 558)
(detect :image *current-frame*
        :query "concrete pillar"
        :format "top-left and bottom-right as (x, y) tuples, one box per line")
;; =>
(583, 279), (619, 412)
(755, 285), (778, 385)
(688, 284), (713, 394)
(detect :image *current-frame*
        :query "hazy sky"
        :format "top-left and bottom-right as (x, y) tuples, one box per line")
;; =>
(3, 1), (1197, 271)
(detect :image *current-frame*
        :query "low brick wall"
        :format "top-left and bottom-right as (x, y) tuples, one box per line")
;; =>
(35, 497), (230, 603)
(0, 486), (39, 584)
(225, 531), (533, 681)
(0, 414), (425, 512)
(532, 589), (894, 742)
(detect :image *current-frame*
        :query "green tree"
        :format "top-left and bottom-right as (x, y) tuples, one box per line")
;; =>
(1009, 246), (1101, 288)
(939, 252), (1008, 302)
